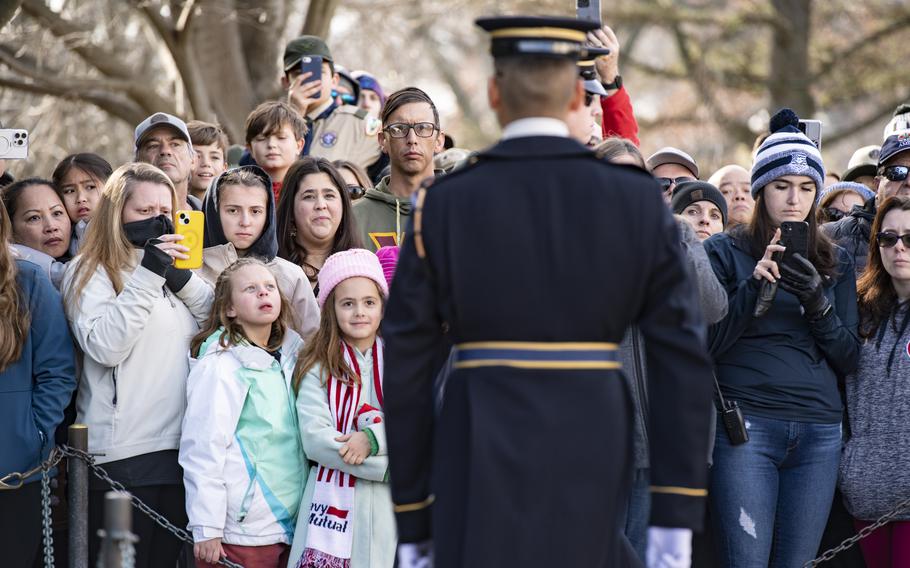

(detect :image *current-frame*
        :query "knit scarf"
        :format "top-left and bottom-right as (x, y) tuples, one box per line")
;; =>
(298, 339), (384, 568)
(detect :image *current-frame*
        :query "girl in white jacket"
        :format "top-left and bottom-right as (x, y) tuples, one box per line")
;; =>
(61, 162), (214, 567)
(288, 249), (396, 568)
(180, 258), (306, 568)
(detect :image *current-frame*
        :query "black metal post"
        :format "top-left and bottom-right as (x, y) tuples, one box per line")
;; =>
(68, 424), (88, 568)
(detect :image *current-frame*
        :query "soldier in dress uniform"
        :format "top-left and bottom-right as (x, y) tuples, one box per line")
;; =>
(281, 36), (386, 179)
(383, 16), (714, 568)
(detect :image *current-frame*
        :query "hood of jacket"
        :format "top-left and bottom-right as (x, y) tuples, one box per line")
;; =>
(202, 165), (278, 261)
(363, 176), (413, 215)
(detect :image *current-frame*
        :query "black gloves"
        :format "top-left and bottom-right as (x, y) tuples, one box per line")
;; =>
(778, 254), (830, 320)
(141, 239), (192, 294)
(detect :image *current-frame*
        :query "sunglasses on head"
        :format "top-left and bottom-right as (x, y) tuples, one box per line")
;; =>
(881, 165), (910, 182)
(657, 176), (695, 191)
(877, 231), (910, 248)
(346, 185), (366, 200)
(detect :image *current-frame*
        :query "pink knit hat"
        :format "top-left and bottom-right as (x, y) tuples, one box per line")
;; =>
(375, 246), (400, 288)
(317, 249), (390, 308)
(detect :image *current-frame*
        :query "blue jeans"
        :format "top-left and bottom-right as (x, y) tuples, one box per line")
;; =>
(710, 414), (841, 568)
(619, 467), (650, 563)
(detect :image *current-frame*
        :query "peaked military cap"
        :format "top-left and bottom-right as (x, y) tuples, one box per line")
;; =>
(475, 16), (599, 60)
(578, 46), (610, 81)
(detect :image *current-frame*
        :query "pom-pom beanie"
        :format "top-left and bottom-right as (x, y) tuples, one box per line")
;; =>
(750, 108), (825, 198)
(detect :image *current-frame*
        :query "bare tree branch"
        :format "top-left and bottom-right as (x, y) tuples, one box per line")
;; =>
(827, 92), (910, 147)
(0, 44), (133, 92)
(301, 0), (338, 37)
(134, 0), (177, 53)
(812, 12), (910, 81)
(605, 5), (786, 31)
(19, 0), (135, 78)
(0, 74), (147, 124)
(0, 0), (23, 29)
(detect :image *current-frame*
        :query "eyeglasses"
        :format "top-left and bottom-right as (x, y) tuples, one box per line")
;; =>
(877, 231), (910, 248)
(824, 207), (846, 222)
(383, 122), (439, 138)
(880, 165), (910, 182)
(347, 185), (366, 200)
(657, 176), (696, 192)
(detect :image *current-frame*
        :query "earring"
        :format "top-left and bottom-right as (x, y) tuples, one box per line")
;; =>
(290, 226), (297, 238)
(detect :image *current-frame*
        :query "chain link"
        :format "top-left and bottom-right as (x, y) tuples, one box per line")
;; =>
(1, 445), (243, 568)
(804, 494), (910, 566)
(41, 466), (55, 568)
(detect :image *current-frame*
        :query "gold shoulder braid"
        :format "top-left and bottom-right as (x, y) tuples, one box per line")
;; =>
(414, 176), (435, 260)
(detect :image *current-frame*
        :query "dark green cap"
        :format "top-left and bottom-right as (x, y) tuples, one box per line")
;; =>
(283, 35), (333, 72)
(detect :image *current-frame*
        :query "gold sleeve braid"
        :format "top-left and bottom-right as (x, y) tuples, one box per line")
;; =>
(414, 186), (427, 259)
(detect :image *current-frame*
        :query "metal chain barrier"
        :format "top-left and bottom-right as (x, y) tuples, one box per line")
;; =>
(2, 446), (243, 568)
(804, 494), (910, 566)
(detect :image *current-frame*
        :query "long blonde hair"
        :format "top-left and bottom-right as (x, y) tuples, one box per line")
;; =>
(189, 258), (294, 357)
(65, 163), (177, 307)
(292, 281), (384, 393)
(0, 204), (29, 371)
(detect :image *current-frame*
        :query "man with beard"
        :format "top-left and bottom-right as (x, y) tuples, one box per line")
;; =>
(353, 87), (445, 251)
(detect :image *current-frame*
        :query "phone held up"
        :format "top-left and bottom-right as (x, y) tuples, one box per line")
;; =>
(175, 210), (204, 270)
(575, 0), (602, 25)
(299, 55), (323, 100)
(798, 119), (822, 150)
(0, 129), (29, 160)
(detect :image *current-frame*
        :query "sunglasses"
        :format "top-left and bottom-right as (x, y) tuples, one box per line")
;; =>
(877, 231), (910, 248)
(584, 92), (596, 106)
(383, 122), (438, 138)
(347, 185), (366, 200)
(880, 165), (910, 182)
(657, 176), (696, 192)
(824, 207), (846, 222)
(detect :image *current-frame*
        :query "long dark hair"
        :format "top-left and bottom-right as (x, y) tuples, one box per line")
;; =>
(276, 157), (362, 270)
(857, 196), (910, 339)
(51, 153), (113, 197)
(737, 187), (838, 279)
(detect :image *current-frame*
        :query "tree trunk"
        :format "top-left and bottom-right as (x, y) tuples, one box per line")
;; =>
(768, 0), (815, 116)
(301, 0), (338, 38)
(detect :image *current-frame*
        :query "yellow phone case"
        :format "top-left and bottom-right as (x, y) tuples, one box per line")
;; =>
(174, 210), (204, 270)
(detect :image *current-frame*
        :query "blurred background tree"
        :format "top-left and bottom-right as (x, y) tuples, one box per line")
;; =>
(2, 0), (909, 178)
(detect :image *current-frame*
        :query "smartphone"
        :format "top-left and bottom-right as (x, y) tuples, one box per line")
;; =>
(174, 210), (204, 270)
(299, 55), (323, 99)
(0, 129), (28, 160)
(798, 119), (822, 150)
(576, 0), (601, 24)
(780, 221), (809, 267)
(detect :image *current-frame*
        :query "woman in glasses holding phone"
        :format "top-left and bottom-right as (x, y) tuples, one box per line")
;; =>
(703, 109), (860, 566)
(839, 196), (910, 568)
(276, 157), (362, 295)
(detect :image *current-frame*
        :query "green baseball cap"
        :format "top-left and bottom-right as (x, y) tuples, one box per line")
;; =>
(283, 35), (333, 72)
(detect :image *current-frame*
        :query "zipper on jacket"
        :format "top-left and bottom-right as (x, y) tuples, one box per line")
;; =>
(112, 367), (118, 407)
(163, 286), (176, 307)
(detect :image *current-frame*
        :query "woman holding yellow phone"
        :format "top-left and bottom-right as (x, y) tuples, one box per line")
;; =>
(61, 162), (214, 568)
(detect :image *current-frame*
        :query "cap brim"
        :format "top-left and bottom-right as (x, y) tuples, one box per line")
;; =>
(841, 164), (877, 182)
(647, 153), (699, 178)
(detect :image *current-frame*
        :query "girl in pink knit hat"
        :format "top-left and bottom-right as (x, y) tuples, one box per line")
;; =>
(287, 249), (396, 568)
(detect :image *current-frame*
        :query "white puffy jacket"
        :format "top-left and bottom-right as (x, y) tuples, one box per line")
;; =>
(61, 254), (213, 464)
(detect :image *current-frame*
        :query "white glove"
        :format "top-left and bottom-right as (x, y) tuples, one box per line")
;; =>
(397, 541), (434, 568)
(646, 527), (692, 568)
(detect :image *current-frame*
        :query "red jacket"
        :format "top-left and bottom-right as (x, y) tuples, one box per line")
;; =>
(600, 86), (639, 146)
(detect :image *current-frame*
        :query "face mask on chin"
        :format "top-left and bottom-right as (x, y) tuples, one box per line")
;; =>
(122, 214), (174, 247)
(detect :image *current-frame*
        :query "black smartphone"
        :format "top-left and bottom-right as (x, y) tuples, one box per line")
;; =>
(298, 55), (323, 99)
(780, 221), (809, 267)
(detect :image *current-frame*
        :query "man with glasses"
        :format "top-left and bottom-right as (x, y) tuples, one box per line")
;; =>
(353, 87), (445, 252)
(280, 35), (384, 179)
(824, 132), (910, 277)
(646, 147), (699, 204)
